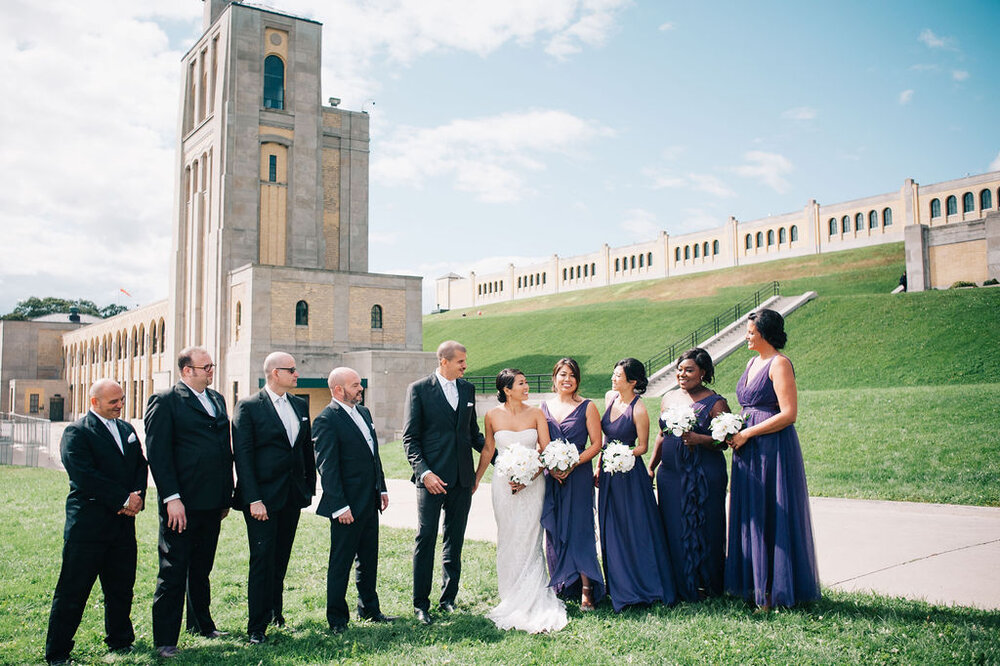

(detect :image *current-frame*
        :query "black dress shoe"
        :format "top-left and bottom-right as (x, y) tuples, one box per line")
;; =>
(249, 632), (267, 645)
(329, 623), (347, 635)
(363, 612), (396, 623)
(46, 659), (70, 665)
(271, 614), (286, 628)
(156, 645), (179, 658)
(414, 608), (433, 625)
(438, 601), (456, 613)
(202, 630), (228, 639)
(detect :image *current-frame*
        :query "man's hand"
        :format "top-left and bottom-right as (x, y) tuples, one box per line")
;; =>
(423, 472), (448, 495)
(338, 509), (355, 524)
(166, 498), (187, 532)
(250, 500), (268, 521)
(118, 492), (143, 517)
(380, 494), (390, 512)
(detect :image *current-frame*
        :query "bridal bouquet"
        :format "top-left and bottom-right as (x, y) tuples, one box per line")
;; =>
(495, 444), (542, 488)
(709, 411), (744, 445)
(661, 404), (698, 437)
(540, 438), (579, 473)
(602, 440), (635, 474)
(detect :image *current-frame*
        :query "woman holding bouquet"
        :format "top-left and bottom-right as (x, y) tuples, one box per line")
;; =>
(540, 358), (605, 611)
(726, 309), (820, 609)
(598, 358), (676, 611)
(475, 369), (567, 633)
(649, 348), (730, 601)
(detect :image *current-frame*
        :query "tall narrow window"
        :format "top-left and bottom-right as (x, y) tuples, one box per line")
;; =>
(295, 300), (308, 326)
(263, 55), (285, 110)
(930, 199), (941, 218)
(963, 192), (975, 213)
(882, 208), (893, 226)
(268, 155), (277, 182)
(829, 218), (837, 235)
(639, 254), (645, 267)
(645, 253), (651, 267)
(869, 211), (878, 229)
(712, 240), (720, 255)
(745, 235), (752, 250)
(790, 225), (799, 241)
(767, 230), (775, 246)
(756, 232), (763, 247)
(676, 247), (682, 261)
(371, 304), (383, 329)
(946, 195), (957, 215)
(630, 256), (636, 269)
(779, 227), (787, 244)
(842, 216), (850, 233)
(693, 245), (699, 259)
(981, 189), (993, 210)
(684, 246), (690, 260)
(855, 213), (864, 231)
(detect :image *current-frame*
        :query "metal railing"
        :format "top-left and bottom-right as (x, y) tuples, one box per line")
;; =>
(0, 412), (52, 467)
(643, 281), (780, 376)
(465, 373), (551, 394)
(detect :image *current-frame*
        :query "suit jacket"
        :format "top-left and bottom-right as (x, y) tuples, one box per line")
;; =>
(232, 390), (315, 511)
(313, 401), (386, 519)
(402, 373), (484, 489)
(144, 381), (233, 511)
(60, 412), (148, 542)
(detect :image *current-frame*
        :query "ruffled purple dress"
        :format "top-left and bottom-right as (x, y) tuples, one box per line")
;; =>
(725, 356), (820, 607)
(540, 400), (605, 603)
(656, 393), (728, 601)
(598, 395), (677, 611)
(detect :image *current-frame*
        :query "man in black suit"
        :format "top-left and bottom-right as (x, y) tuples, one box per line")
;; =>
(44, 379), (147, 665)
(313, 366), (391, 633)
(145, 346), (234, 659)
(232, 351), (315, 644)
(403, 340), (485, 624)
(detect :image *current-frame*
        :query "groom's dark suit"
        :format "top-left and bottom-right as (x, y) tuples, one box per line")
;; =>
(232, 389), (315, 635)
(45, 412), (147, 663)
(313, 400), (387, 628)
(403, 373), (484, 611)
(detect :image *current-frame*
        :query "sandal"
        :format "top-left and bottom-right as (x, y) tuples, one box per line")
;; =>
(581, 584), (595, 612)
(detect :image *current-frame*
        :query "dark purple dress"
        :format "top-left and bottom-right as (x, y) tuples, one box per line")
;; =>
(598, 395), (677, 611)
(725, 356), (820, 607)
(656, 393), (728, 602)
(540, 400), (605, 603)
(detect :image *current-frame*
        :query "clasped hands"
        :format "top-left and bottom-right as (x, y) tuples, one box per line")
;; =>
(117, 491), (144, 517)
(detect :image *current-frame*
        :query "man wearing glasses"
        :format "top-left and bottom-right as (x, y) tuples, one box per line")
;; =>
(145, 346), (234, 659)
(232, 352), (315, 645)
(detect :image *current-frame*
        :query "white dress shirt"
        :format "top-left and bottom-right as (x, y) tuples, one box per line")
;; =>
(265, 385), (300, 446)
(90, 409), (123, 453)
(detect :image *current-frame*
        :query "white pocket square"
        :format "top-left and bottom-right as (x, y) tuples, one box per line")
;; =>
(300, 416), (308, 421)
(127, 433), (138, 443)
(466, 402), (474, 407)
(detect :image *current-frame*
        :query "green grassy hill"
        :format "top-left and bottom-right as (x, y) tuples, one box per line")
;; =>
(419, 243), (1000, 505)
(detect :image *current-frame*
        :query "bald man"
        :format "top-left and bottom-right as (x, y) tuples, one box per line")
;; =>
(45, 379), (147, 665)
(232, 352), (315, 644)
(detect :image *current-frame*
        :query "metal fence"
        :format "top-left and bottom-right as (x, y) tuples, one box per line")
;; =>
(464, 373), (552, 394)
(0, 412), (52, 467)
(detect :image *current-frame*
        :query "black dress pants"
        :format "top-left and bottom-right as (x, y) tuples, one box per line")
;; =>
(244, 502), (301, 633)
(327, 501), (381, 628)
(412, 484), (471, 611)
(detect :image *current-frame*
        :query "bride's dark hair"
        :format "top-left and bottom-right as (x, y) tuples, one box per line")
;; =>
(495, 368), (523, 403)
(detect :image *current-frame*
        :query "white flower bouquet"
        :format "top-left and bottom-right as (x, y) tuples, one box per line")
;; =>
(540, 438), (579, 473)
(495, 444), (542, 488)
(709, 412), (744, 445)
(602, 440), (635, 474)
(661, 404), (698, 437)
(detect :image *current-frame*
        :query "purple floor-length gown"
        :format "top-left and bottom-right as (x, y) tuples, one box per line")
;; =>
(598, 394), (676, 611)
(725, 356), (820, 607)
(540, 400), (605, 603)
(656, 393), (728, 602)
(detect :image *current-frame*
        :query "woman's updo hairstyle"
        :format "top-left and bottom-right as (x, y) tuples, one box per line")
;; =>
(676, 347), (715, 384)
(551, 357), (581, 396)
(495, 368), (523, 403)
(615, 357), (648, 395)
(748, 308), (787, 350)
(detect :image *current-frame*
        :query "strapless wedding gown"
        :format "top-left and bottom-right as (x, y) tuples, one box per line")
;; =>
(488, 429), (568, 633)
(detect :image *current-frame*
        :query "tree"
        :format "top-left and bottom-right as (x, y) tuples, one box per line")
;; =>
(0, 296), (130, 320)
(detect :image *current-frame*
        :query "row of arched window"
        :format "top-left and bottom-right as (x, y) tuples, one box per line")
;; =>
(615, 252), (653, 272)
(563, 264), (595, 281)
(478, 280), (505, 295)
(676, 240), (721, 262)
(747, 225), (800, 249)
(929, 189), (995, 219)
(289, 300), (383, 329)
(828, 209), (891, 236)
(68, 319), (167, 366)
(518, 273), (545, 289)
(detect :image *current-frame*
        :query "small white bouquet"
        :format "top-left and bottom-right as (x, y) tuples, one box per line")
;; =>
(709, 412), (744, 445)
(495, 444), (542, 489)
(661, 404), (698, 437)
(540, 438), (579, 473)
(602, 440), (635, 474)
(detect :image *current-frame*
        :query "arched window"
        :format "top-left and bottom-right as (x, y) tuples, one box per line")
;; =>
(693, 244), (700, 258)
(371, 304), (383, 329)
(584, 264), (589, 277)
(518, 277), (523, 288)
(767, 230), (775, 246)
(541, 274), (545, 285)
(946, 195), (957, 215)
(981, 189), (993, 210)
(882, 208), (892, 226)
(675, 247), (681, 261)
(930, 199), (941, 218)
(614, 258), (620, 272)
(712, 240), (720, 255)
(645, 253), (651, 267)
(592, 262), (597, 275)
(855, 213), (864, 231)
(829, 218), (837, 235)
(639, 253), (645, 267)
(150, 323), (158, 354)
(868, 210), (877, 229)
(779, 227), (787, 244)
(684, 246), (690, 260)
(702, 242), (708, 257)
(790, 225), (799, 242)
(295, 300), (308, 326)
(745, 234), (752, 250)
(263, 55), (285, 110)
(756, 231), (763, 247)
(630, 255), (636, 269)
(963, 192), (975, 213)
(842, 216), (850, 233)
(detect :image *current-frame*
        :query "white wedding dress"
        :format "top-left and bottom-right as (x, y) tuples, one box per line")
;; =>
(488, 429), (568, 634)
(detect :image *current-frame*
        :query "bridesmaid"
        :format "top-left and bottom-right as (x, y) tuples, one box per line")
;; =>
(648, 348), (730, 602)
(598, 358), (676, 612)
(540, 358), (605, 610)
(726, 309), (820, 609)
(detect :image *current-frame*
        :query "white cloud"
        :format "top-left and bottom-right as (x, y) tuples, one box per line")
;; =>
(620, 209), (659, 239)
(658, 22), (675, 31)
(644, 169), (734, 198)
(731, 151), (793, 194)
(781, 106), (817, 121)
(990, 151), (1000, 172)
(899, 89), (914, 105)
(952, 70), (969, 82)
(372, 110), (614, 202)
(918, 28), (948, 49)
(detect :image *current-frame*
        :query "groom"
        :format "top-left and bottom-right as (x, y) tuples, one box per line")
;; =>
(403, 340), (485, 625)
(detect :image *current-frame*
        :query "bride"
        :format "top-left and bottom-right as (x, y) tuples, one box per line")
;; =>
(475, 368), (568, 634)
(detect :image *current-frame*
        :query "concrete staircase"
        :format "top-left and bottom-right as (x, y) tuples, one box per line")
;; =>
(645, 291), (817, 396)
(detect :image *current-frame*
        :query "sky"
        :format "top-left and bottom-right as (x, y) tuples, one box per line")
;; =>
(2, 0), (998, 314)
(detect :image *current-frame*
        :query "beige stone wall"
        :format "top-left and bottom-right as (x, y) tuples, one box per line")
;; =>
(37, 329), (65, 378)
(349, 287), (406, 345)
(263, 27), (288, 60)
(269, 281), (335, 345)
(322, 144), (341, 270)
(929, 239), (988, 288)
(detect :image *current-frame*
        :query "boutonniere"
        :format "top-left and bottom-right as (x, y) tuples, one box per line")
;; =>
(127, 433), (138, 444)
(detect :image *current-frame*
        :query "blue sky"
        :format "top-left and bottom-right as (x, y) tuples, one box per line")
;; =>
(2, 0), (997, 314)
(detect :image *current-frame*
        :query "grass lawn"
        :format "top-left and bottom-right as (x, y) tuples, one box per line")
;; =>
(3, 467), (999, 664)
